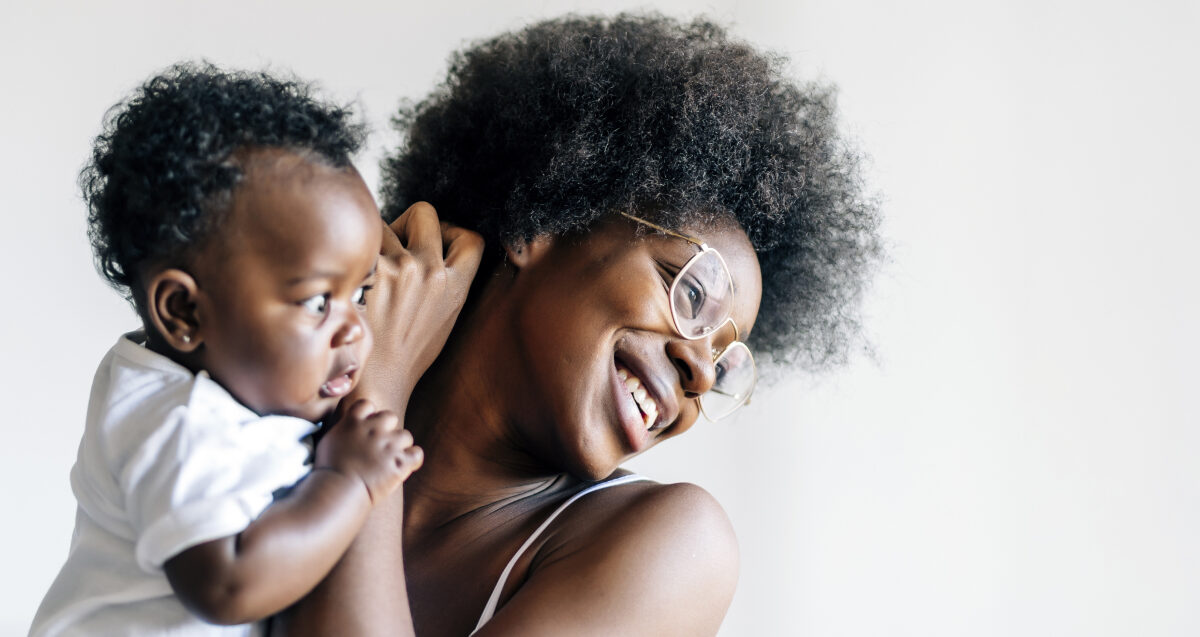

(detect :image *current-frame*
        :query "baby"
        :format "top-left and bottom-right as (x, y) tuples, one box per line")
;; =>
(32, 64), (420, 635)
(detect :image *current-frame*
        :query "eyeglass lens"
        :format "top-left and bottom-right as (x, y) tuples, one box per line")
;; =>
(699, 342), (755, 419)
(671, 249), (734, 338)
(670, 248), (755, 418)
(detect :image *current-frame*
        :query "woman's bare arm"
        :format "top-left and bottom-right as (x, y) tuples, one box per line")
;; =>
(271, 482), (413, 636)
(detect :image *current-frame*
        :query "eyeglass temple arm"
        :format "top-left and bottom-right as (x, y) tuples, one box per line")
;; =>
(619, 212), (709, 250)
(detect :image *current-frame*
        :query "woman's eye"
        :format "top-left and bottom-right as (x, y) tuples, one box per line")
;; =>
(679, 277), (706, 318)
(352, 285), (372, 307)
(661, 262), (707, 318)
(301, 294), (329, 316)
(714, 356), (729, 382)
(656, 263), (676, 289)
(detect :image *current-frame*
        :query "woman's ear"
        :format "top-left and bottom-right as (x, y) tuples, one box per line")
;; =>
(504, 235), (555, 270)
(145, 268), (203, 353)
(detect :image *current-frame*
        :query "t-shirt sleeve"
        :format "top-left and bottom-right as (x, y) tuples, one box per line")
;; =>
(119, 380), (315, 573)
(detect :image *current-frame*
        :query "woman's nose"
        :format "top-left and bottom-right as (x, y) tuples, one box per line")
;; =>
(666, 336), (717, 399)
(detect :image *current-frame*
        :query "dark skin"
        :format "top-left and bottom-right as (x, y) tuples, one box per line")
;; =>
(138, 150), (462, 624)
(277, 208), (761, 636)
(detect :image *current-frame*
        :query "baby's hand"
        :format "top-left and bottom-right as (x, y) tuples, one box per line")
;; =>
(314, 398), (423, 504)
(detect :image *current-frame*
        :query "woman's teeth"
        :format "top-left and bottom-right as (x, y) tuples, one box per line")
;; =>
(617, 367), (659, 430)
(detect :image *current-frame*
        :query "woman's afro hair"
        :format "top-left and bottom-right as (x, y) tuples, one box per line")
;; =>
(84, 61), (366, 304)
(382, 13), (882, 370)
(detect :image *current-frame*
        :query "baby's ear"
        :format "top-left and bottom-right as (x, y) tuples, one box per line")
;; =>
(145, 269), (202, 352)
(504, 235), (555, 270)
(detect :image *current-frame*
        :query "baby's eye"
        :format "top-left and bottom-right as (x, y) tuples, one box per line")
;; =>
(301, 294), (330, 316)
(352, 285), (372, 307)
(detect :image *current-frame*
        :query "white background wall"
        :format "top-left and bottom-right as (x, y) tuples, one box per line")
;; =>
(3, 1), (1197, 635)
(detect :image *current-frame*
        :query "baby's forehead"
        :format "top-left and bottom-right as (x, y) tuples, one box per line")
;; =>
(198, 147), (379, 271)
(224, 149), (368, 226)
(236, 146), (326, 178)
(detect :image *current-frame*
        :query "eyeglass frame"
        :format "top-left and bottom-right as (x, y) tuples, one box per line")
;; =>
(620, 212), (757, 419)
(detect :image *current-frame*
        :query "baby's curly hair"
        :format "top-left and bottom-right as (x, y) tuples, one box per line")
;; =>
(382, 14), (882, 370)
(84, 62), (366, 307)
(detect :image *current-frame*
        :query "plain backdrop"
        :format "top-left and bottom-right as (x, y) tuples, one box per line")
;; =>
(3, 1), (1197, 635)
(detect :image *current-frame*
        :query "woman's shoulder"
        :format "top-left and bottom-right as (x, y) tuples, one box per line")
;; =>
(591, 477), (734, 551)
(508, 475), (738, 634)
(475, 475), (736, 634)
(566, 475), (736, 544)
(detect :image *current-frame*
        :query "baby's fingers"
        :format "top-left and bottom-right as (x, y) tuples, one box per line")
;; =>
(344, 398), (378, 422)
(394, 444), (424, 478)
(381, 424), (413, 448)
(364, 409), (402, 434)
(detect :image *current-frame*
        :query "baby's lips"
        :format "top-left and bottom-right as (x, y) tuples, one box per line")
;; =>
(319, 373), (354, 398)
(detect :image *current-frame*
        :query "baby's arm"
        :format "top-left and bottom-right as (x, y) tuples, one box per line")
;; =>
(162, 399), (421, 625)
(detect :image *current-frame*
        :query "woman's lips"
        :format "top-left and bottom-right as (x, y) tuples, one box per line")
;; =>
(618, 367), (660, 429)
(612, 361), (650, 452)
(614, 353), (677, 431)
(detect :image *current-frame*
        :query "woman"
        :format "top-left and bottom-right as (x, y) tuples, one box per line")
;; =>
(278, 14), (880, 636)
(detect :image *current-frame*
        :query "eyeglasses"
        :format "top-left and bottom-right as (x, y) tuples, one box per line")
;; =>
(621, 213), (757, 420)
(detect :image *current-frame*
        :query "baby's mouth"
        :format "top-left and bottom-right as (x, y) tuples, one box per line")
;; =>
(319, 365), (357, 399)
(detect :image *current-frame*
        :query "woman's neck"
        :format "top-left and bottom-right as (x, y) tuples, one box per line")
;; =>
(400, 276), (563, 534)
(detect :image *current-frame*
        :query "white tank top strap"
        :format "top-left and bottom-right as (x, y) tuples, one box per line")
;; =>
(470, 473), (650, 634)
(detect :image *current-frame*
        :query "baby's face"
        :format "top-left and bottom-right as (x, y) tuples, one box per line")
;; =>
(189, 150), (382, 422)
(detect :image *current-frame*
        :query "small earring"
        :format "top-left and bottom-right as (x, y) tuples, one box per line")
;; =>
(181, 334), (191, 344)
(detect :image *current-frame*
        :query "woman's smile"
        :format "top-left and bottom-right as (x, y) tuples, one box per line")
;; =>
(611, 360), (650, 451)
(619, 365), (661, 430)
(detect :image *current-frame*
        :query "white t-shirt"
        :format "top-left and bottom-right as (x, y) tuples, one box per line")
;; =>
(31, 334), (317, 636)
